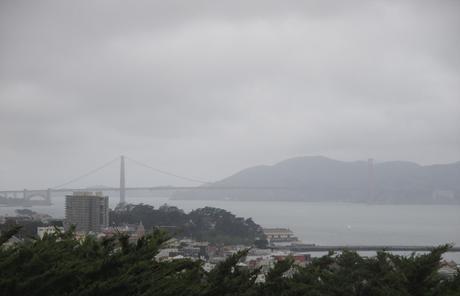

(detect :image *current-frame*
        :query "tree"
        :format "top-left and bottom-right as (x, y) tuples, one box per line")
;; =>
(0, 225), (458, 295)
(110, 204), (266, 245)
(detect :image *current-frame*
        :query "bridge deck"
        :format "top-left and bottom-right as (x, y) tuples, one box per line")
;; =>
(1, 186), (327, 194)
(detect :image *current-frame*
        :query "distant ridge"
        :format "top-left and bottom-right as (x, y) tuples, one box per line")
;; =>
(174, 156), (460, 204)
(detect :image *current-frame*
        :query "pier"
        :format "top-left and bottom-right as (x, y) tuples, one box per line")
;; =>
(278, 244), (460, 252)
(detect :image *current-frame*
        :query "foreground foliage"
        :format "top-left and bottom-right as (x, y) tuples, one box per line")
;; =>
(0, 227), (459, 296)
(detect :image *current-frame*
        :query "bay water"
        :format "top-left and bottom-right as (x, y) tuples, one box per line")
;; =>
(2, 195), (459, 261)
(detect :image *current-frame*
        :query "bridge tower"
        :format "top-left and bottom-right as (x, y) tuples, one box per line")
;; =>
(367, 158), (374, 202)
(120, 155), (126, 204)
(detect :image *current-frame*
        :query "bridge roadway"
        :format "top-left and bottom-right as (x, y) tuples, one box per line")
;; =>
(275, 244), (460, 252)
(52, 186), (297, 191)
(0, 185), (299, 196)
(0, 186), (293, 205)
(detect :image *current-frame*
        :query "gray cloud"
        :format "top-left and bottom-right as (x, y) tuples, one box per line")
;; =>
(1, 0), (459, 189)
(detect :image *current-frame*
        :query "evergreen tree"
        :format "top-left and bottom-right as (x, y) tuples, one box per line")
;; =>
(0, 226), (458, 295)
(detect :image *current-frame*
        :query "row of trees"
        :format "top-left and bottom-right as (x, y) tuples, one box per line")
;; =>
(1, 226), (459, 296)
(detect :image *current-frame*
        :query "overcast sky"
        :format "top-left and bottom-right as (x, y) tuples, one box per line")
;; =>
(1, 0), (459, 189)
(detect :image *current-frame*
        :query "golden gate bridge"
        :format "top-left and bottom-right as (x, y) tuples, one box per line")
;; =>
(0, 155), (291, 206)
(2, 156), (460, 253)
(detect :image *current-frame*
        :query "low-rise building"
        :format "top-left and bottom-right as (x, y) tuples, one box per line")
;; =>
(156, 248), (180, 261)
(101, 222), (145, 243)
(37, 226), (65, 239)
(1, 235), (22, 249)
(182, 246), (201, 258)
(272, 253), (312, 267)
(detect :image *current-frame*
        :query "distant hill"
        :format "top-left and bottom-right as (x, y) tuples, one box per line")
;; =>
(174, 156), (460, 204)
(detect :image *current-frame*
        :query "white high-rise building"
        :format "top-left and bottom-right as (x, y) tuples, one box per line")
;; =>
(65, 192), (109, 232)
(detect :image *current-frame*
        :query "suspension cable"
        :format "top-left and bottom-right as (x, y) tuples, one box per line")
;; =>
(51, 156), (120, 189)
(125, 156), (212, 185)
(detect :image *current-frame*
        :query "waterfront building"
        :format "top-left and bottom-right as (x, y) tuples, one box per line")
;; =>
(263, 228), (300, 246)
(65, 192), (109, 232)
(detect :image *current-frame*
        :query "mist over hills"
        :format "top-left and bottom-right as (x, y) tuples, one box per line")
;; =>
(174, 156), (460, 204)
